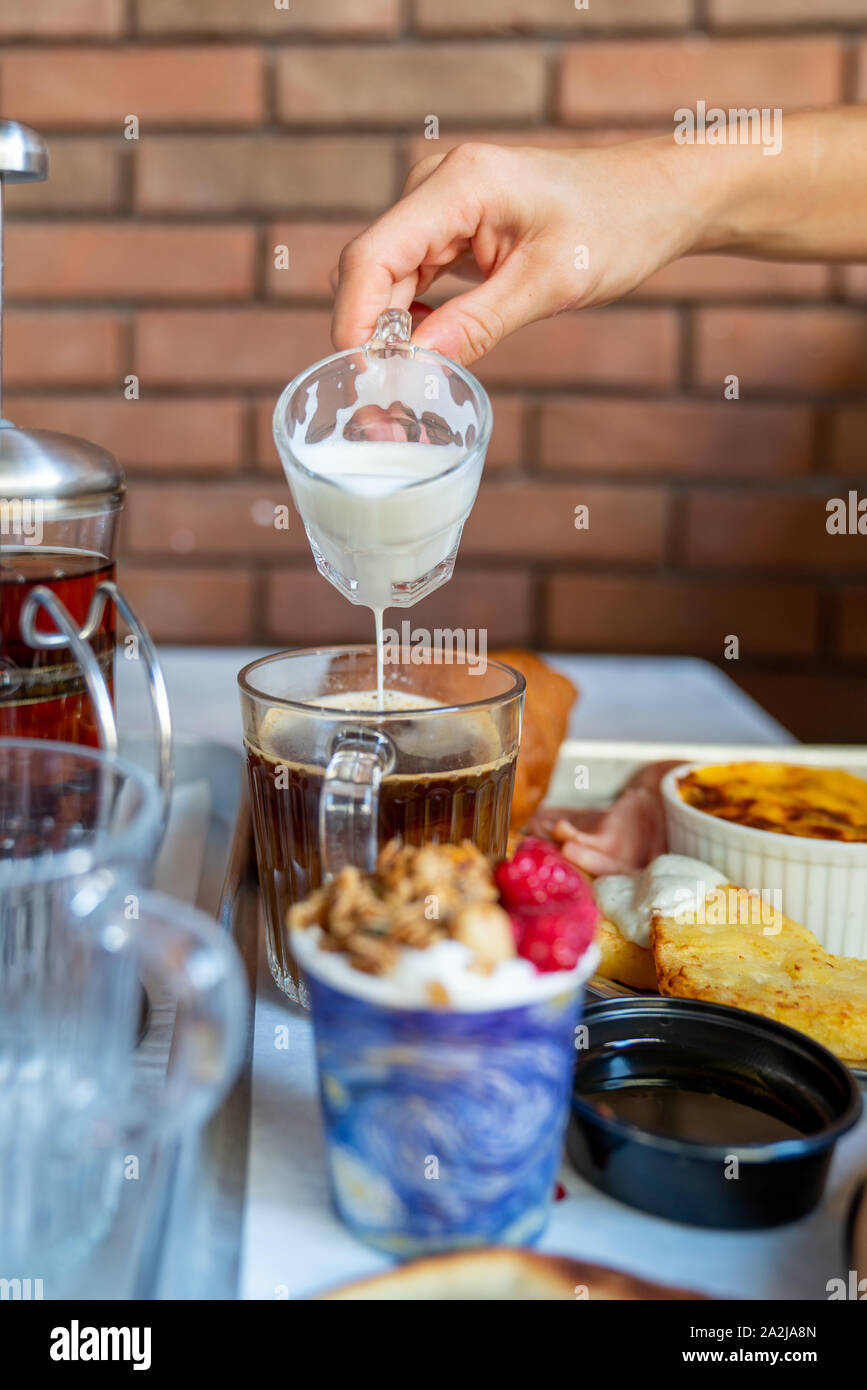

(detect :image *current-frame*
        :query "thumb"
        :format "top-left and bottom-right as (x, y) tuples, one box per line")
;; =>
(412, 256), (543, 367)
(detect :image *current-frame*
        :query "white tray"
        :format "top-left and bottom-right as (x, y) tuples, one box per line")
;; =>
(220, 737), (867, 1301)
(547, 739), (867, 807)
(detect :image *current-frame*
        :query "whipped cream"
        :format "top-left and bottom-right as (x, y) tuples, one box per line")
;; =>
(291, 925), (600, 1012)
(594, 854), (728, 948)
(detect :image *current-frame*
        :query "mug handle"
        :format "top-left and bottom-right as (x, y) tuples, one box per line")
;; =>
(131, 890), (248, 1134)
(319, 726), (396, 879)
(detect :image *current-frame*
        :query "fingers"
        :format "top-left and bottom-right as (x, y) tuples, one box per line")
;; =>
(331, 148), (486, 349)
(401, 150), (446, 198)
(411, 252), (545, 367)
(409, 300), (433, 332)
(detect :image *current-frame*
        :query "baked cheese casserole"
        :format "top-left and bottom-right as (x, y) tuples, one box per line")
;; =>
(677, 762), (867, 842)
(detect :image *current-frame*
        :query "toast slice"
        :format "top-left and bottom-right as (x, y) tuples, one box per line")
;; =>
(652, 886), (867, 1062)
(319, 1246), (703, 1301)
(596, 917), (658, 991)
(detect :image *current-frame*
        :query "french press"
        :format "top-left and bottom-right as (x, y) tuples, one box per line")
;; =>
(0, 121), (171, 817)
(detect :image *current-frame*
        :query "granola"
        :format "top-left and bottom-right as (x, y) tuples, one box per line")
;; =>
(288, 840), (515, 976)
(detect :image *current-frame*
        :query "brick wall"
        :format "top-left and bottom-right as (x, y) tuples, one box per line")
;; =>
(2, 1), (866, 741)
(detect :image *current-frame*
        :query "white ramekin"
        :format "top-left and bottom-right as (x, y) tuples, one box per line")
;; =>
(661, 762), (867, 960)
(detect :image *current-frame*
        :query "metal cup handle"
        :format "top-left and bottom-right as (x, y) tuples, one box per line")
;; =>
(20, 580), (174, 836)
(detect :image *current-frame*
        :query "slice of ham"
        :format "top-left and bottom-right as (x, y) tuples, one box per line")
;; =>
(528, 804), (605, 840)
(553, 788), (666, 876)
(619, 759), (682, 799)
(530, 760), (681, 877)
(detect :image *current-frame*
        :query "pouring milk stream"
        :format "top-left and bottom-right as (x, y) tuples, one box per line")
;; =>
(273, 310), (491, 706)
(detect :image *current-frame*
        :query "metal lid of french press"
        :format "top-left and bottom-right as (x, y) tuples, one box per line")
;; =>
(0, 121), (125, 520)
(0, 425), (124, 518)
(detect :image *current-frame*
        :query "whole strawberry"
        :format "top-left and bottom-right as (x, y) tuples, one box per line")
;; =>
(495, 837), (587, 909)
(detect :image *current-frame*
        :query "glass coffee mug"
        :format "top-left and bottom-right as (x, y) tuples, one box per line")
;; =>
(0, 739), (248, 1275)
(239, 646), (524, 1002)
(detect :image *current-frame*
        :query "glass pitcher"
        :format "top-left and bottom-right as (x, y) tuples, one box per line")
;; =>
(0, 739), (248, 1274)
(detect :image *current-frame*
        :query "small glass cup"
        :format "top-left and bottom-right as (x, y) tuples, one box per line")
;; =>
(297, 942), (599, 1255)
(238, 645), (524, 1004)
(0, 739), (247, 1275)
(272, 309), (492, 611)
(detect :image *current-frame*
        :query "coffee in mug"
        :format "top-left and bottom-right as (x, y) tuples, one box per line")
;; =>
(238, 649), (524, 1003)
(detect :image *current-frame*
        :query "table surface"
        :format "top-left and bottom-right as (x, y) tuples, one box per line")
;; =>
(122, 647), (867, 1302)
(117, 647), (793, 751)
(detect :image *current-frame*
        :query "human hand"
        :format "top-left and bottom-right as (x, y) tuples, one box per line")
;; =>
(331, 137), (707, 366)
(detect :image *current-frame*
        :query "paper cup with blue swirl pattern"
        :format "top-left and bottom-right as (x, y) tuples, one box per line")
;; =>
(294, 931), (600, 1255)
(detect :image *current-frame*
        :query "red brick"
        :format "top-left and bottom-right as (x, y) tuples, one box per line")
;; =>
(123, 481), (308, 558)
(254, 396), (285, 473)
(841, 265), (867, 301)
(694, 309), (867, 393)
(476, 310), (678, 388)
(6, 138), (122, 213)
(462, 482), (667, 562)
(857, 42), (867, 101)
(544, 573), (817, 656)
(482, 397), (526, 472)
(255, 391), (524, 473)
(711, 0), (867, 25)
(636, 256), (829, 301)
(0, 0), (123, 35)
(265, 567), (532, 646)
(265, 221), (366, 300)
(266, 571), (376, 646)
(421, 271), (489, 310)
(120, 565), (254, 643)
(5, 311), (124, 384)
(255, 395), (288, 473)
(415, 0), (690, 31)
(6, 225), (255, 300)
(0, 47), (264, 127)
(684, 491), (867, 574)
(836, 590), (867, 658)
(4, 395), (244, 471)
(135, 309), (333, 386)
(828, 409), (867, 474)
(136, 136), (395, 214)
(559, 38), (842, 123)
(276, 44), (547, 125)
(139, 0), (400, 32)
(405, 125), (667, 168)
(538, 399), (813, 477)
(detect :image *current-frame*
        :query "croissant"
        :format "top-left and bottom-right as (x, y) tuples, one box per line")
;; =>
(491, 649), (577, 833)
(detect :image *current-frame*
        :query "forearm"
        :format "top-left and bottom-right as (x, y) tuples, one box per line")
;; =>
(674, 106), (867, 262)
(333, 108), (867, 362)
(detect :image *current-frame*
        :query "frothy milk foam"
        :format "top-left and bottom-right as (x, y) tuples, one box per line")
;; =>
(257, 692), (503, 770)
(310, 689), (442, 713)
